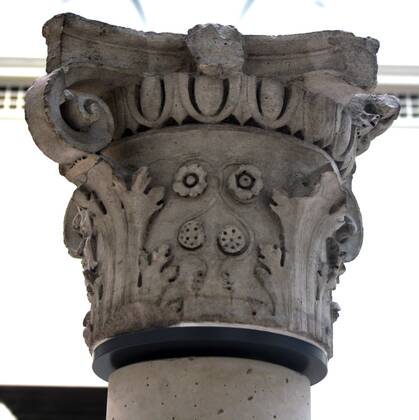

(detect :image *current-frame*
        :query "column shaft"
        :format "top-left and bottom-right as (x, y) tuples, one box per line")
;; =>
(107, 357), (310, 420)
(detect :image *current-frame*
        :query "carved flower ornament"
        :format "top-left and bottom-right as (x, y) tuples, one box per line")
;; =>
(173, 163), (208, 197)
(228, 165), (263, 202)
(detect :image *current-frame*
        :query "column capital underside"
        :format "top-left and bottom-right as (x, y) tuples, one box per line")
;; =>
(25, 13), (400, 381)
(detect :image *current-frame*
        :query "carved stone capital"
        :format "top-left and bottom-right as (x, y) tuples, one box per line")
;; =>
(26, 14), (399, 376)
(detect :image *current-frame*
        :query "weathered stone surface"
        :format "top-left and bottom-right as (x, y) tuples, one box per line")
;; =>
(107, 357), (310, 420)
(41, 14), (380, 89)
(186, 24), (244, 76)
(25, 14), (399, 358)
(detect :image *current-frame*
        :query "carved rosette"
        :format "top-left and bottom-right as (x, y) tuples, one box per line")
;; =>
(26, 14), (399, 359)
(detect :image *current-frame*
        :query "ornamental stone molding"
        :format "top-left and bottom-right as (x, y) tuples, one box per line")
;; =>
(26, 13), (399, 403)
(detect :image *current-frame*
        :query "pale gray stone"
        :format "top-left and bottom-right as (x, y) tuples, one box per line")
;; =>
(40, 13), (380, 88)
(107, 357), (310, 420)
(186, 24), (244, 76)
(25, 14), (399, 360)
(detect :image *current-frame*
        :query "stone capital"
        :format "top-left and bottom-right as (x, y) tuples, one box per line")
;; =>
(26, 13), (399, 386)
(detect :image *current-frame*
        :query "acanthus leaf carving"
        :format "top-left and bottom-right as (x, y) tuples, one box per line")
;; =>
(255, 244), (287, 320)
(137, 244), (179, 303)
(64, 159), (167, 349)
(269, 171), (350, 352)
(26, 16), (400, 361)
(348, 93), (400, 155)
(71, 206), (97, 272)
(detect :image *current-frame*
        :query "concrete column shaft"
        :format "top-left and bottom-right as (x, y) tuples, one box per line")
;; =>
(107, 357), (310, 420)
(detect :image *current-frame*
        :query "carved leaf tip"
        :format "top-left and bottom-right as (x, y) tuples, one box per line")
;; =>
(139, 244), (179, 291)
(349, 93), (401, 155)
(132, 167), (151, 192)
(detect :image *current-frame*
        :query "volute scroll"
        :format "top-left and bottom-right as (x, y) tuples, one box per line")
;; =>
(26, 14), (400, 369)
(25, 66), (115, 165)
